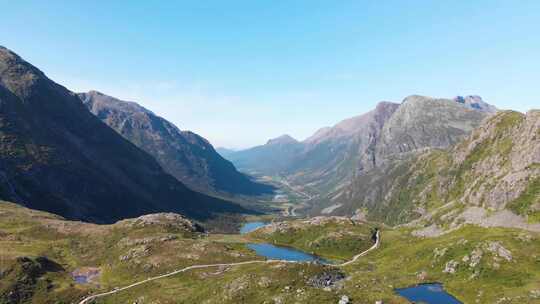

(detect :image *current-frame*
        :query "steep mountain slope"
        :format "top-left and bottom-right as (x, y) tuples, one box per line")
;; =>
(0, 46), (248, 223)
(78, 91), (273, 196)
(224, 134), (305, 175)
(375, 95), (490, 165)
(312, 110), (540, 231)
(286, 101), (400, 194)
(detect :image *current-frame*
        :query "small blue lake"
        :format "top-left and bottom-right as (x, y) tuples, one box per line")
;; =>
(395, 283), (462, 304)
(241, 221), (331, 263)
(246, 243), (330, 263)
(239, 221), (267, 234)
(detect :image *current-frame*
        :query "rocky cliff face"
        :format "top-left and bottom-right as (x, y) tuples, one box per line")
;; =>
(375, 95), (489, 165)
(286, 101), (400, 194)
(78, 91), (273, 196)
(312, 110), (540, 231)
(0, 46), (248, 223)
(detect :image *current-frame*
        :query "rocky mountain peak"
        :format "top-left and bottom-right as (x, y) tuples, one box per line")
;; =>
(375, 95), (489, 165)
(266, 134), (298, 145)
(402, 94), (497, 113)
(453, 95), (497, 113)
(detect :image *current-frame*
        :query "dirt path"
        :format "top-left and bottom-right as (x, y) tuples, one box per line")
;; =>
(78, 231), (380, 303)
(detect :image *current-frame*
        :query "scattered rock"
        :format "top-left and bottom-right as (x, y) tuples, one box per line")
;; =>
(224, 275), (249, 297)
(443, 260), (458, 274)
(416, 270), (428, 281)
(338, 295), (350, 304)
(469, 248), (483, 267)
(257, 276), (272, 288)
(273, 296), (283, 304)
(119, 245), (151, 262)
(433, 247), (448, 260)
(413, 224), (444, 237)
(485, 241), (512, 261)
(307, 269), (346, 288)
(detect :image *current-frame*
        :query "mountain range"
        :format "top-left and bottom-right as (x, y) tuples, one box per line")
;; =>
(312, 110), (540, 230)
(0, 46), (251, 224)
(223, 92), (540, 233)
(224, 94), (495, 195)
(0, 44), (539, 304)
(78, 90), (273, 197)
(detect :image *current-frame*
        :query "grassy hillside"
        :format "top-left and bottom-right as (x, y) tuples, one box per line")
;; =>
(2, 202), (539, 303)
(0, 202), (258, 303)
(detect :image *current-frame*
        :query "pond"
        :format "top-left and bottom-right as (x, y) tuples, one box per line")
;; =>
(246, 243), (330, 263)
(395, 283), (462, 304)
(240, 221), (331, 264)
(239, 221), (267, 234)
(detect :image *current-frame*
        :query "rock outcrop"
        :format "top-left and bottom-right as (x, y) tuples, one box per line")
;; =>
(375, 95), (489, 165)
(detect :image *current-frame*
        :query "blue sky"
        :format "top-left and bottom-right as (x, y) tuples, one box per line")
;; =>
(1, 1), (539, 148)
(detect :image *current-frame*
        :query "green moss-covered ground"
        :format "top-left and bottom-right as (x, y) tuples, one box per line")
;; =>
(1, 202), (539, 304)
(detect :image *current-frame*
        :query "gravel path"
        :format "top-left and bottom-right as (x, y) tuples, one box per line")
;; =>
(78, 231), (380, 303)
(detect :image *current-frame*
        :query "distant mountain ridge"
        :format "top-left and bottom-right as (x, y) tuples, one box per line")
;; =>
(224, 134), (304, 175)
(0, 46), (249, 224)
(78, 91), (273, 196)
(224, 95), (495, 198)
